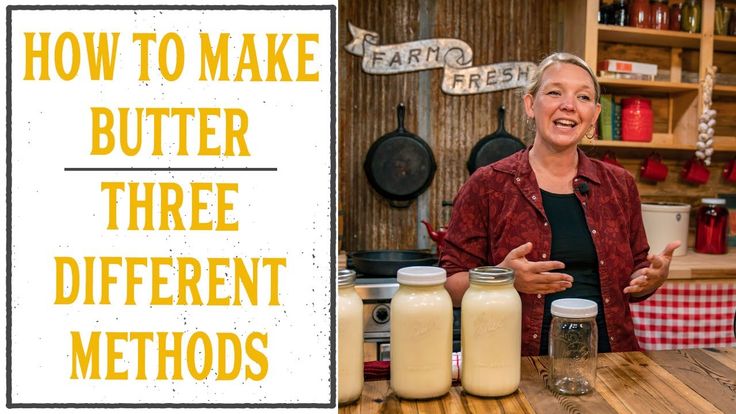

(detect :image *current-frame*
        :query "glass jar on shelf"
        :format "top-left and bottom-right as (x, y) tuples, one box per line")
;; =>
(715, 0), (732, 35)
(651, 0), (670, 30)
(630, 0), (651, 28)
(670, 2), (683, 31)
(610, 0), (628, 26)
(681, 0), (702, 33)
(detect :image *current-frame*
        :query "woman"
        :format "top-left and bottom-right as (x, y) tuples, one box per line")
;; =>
(440, 52), (679, 356)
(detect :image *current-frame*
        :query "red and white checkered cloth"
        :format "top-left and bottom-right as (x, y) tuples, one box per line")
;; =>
(630, 282), (736, 350)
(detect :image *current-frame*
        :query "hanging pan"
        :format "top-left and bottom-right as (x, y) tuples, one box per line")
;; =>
(364, 103), (437, 208)
(467, 106), (526, 175)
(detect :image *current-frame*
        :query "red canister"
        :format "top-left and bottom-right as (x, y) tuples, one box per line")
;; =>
(695, 198), (729, 254)
(621, 97), (653, 142)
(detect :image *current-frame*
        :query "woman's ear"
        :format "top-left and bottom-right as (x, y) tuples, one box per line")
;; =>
(523, 93), (535, 118)
(593, 102), (602, 124)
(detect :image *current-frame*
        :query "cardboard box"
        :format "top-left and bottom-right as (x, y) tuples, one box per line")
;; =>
(598, 59), (658, 77)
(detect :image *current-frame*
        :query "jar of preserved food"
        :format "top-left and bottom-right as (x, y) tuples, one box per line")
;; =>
(461, 267), (521, 397)
(681, 0), (702, 33)
(390, 266), (452, 399)
(549, 299), (598, 396)
(338, 269), (364, 405)
(611, 0), (628, 26)
(621, 97), (653, 142)
(670, 2), (683, 31)
(651, 0), (670, 30)
(599, 0), (612, 24)
(630, 0), (651, 27)
(715, 0), (732, 35)
(695, 198), (729, 254)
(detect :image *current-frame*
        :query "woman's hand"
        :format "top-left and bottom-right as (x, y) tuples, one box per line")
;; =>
(501, 242), (573, 294)
(624, 240), (681, 297)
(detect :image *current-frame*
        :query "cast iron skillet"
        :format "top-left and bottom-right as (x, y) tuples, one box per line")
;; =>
(467, 106), (526, 175)
(364, 103), (437, 208)
(350, 250), (437, 277)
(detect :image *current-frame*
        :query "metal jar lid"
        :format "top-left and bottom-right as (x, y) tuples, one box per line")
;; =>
(337, 269), (356, 286)
(469, 266), (514, 285)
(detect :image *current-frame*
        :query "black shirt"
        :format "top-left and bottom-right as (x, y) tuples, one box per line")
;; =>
(538, 189), (611, 354)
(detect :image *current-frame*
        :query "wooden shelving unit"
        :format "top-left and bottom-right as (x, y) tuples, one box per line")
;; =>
(564, 0), (736, 155)
(598, 24), (703, 49)
(714, 35), (736, 52)
(599, 78), (699, 94)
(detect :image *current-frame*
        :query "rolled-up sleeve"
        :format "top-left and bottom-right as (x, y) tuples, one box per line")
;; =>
(625, 173), (652, 303)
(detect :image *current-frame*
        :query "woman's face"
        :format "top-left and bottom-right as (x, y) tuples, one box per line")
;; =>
(524, 62), (601, 150)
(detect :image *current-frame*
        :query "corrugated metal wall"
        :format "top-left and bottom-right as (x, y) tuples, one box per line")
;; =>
(339, 0), (562, 252)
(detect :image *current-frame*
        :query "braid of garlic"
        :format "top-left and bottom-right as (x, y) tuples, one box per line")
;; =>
(696, 66), (717, 166)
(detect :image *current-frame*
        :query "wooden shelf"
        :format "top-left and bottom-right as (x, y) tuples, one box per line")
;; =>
(581, 139), (694, 151)
(598, 24), (702, 49)
(581, 137), (736, 152)
(713, 85), (736, 96)
(714, 35), (736, 52)
(598, 78), (699, 94)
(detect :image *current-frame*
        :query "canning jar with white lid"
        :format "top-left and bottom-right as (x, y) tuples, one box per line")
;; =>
(548, 298), (598, 395)
(338, 269), (363, 405)
(461, 266), (521, 397)
(390, 266), (452, 399)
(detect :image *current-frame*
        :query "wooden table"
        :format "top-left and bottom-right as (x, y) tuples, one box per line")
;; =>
(339, 348), (736, 413)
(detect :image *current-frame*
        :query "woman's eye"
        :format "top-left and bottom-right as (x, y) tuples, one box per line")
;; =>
(578, 95), (592, 101)
(547, 90), (560, 96)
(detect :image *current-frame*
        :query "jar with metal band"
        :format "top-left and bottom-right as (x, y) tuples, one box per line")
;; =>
(390, 266), (452, 399)
(461, 267), (521, 397)
(338, 269), (364, 405)
(695, 198), (729, 254)
(549, 299), (598, 395)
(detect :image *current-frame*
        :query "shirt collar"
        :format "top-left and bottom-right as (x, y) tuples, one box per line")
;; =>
(492, 146), (601, 185)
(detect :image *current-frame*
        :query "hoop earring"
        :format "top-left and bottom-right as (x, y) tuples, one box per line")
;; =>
(584, 125), (596, 140)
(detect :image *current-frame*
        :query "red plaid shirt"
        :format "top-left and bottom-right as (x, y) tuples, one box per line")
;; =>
(440, 148), (651, 356)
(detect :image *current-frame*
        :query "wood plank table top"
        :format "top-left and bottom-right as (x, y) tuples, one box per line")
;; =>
(667, 249), (736, 279)
(339, 348), (736, 413)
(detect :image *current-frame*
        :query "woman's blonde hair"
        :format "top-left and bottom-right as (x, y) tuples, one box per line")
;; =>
(525, 52), (600, 103)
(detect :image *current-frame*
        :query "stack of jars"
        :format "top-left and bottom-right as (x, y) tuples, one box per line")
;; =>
(597, 1), (730, 34)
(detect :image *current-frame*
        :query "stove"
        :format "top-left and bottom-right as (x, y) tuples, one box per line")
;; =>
(354, 275), (461, 362)
(354, 276), (398, 361)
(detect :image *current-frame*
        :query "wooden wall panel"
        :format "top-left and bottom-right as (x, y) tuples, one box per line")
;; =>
(339, 0), (561, 252)
(339, 0), (422, 251)
(430, 0), (560, 233)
